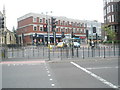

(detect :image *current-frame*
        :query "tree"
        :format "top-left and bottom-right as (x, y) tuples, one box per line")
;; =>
(102, 25), (117, 41)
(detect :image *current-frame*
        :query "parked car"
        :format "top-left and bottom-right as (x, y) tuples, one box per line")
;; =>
(73, 42), (80, 48)
(56, 42), (67, 48)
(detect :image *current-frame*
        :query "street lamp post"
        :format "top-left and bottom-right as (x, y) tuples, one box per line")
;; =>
(45, 11), (52, 60)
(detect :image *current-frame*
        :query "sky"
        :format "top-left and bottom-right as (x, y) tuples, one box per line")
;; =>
(0, 0), (104, 31)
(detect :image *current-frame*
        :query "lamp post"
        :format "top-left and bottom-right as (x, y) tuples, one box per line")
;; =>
(47, 11), (53, 45)
(45, 11), (52, 60)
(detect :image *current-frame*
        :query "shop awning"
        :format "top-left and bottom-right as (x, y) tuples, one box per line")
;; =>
(79, 36), (86, 39)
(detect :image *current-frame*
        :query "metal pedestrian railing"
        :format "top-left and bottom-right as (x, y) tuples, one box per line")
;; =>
(0, 45), (120, 61)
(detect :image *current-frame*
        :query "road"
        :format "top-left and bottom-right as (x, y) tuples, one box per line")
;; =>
(2, 61), (60, 88)
(1, 57), (119, 89)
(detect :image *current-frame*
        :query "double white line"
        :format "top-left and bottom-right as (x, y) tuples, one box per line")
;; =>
(71, 62), (118, 89)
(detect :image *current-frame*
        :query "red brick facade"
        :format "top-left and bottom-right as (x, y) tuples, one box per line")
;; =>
(17, 13), (87, 45)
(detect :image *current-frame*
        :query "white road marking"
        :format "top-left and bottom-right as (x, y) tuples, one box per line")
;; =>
(86, 66), (118, 70)
(8, 64), (10, 66)
(71, 62), (118, 89)
(47, 71), (50, 73)
(48, 74), (51, 77)
(50, 78), (53, 81)
(51, 84), (55, 87)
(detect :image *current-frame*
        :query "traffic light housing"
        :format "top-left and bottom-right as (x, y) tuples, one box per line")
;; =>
(51, 17), (56, 31)
(86, 30), (88, 38)
(71, 32), (75, 38)
(43, 24), (47, 32)
(0, 17), (4, 28)
(93, 27), (96, 33)
(61, 32), (65, 38)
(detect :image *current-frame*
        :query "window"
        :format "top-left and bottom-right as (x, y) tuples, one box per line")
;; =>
(65, 29), (67, 32)
(73, 28), (76, 33)
(56, 21), (58, 25)
(33, 17), (37, 22)
(56, 28), (58, 32)
(112, 15), (114, 22)
(40, 27), (43, 31)
(112, 5), (114, 12)
(33, 25), (37, 31)
(10, 36), (11, 41)
(80, 29), (83, 33)
(61, 22), (63, 25)
(40, 19), (42, 23)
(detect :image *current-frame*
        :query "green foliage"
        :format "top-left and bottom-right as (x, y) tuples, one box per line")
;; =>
(102, 25), (117, 40)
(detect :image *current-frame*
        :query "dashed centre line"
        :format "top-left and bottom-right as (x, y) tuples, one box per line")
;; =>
(44, 63), (55, 87)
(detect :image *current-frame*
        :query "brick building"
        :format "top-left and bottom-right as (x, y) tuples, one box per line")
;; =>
(17, 13), (88, 45)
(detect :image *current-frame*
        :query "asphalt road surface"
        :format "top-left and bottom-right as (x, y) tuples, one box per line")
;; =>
(49, 58), (118, 88)
(2, 61), (60, 88)
(1, 57), (119, 89)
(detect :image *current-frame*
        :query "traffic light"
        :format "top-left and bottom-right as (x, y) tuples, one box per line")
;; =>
(86, 30), (88, 38)
(43, 24), (47, 32)
(0, 17), (4, 28)
(93, 27), (96, 33)
(71, 32), (75, 38)
(61, 32), (65, 38)
(51, 17), (56, 31)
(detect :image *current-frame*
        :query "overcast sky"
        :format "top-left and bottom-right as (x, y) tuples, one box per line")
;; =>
(0, 0), (104, 30)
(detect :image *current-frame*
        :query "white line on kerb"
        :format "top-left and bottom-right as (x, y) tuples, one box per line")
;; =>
(70, 62), (118, 89)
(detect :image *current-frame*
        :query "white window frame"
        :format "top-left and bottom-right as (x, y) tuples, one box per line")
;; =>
(40, 27), (43, 31)
(40, 19), (43, 23)
(33, 17), (37, 22)
(33, 25), (37, 31)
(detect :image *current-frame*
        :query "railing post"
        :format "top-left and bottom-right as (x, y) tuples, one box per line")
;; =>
(114, 45), (115, 56)
(12, 47), (14, 58)
(88, 47), (89, 57)
(99, 47), (100, 57)
(33, 47), (34, 57)
(66, 47), (68, 58)
(38, 47), (39, 57)
(83, 47), (84, 59)
(61, 48), (62, 60)
(23, 47), (24, 57)
(109, 46), (110, 57)
(92, 47), (93, 57)
(104, 47), (105, 58)
(43, 46), (44, 59)
(77, 47), (79, 58)
(48, 47), (50, 61)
